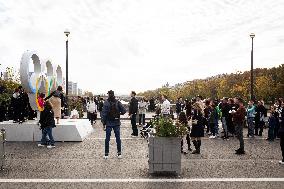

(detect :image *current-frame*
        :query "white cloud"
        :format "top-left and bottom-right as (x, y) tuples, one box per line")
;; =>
(0, 0), (284, 95)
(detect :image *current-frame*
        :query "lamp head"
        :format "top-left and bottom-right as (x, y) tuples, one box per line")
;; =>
(64, 29), (70, 37)
(250, 33), (255, 38)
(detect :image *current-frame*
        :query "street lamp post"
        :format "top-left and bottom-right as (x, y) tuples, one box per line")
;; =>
(64, 29), (70, 114)
(250, 33), (255, 100)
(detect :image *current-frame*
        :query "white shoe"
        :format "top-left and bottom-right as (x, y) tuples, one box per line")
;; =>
(38, 144), (45, 147)
(103, 155), (108, 160)
(47, 145), (55, 149)
(279, 161), (284, 165)
(209, 136), (216, 139)
(117, 154), (122, 159)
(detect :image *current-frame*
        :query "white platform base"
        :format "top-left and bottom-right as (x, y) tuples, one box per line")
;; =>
(0, 119), (94, 142)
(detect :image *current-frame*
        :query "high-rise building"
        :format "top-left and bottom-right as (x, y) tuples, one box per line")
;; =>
(68, 81), (73, 95)
(73, 83), (78, 95)
(67, 81), (79, 95)
(78, 88), (83, 96)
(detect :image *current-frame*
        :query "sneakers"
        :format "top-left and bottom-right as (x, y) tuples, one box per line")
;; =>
(37, 144), (46, 147)
(131, 134), (138, 138)
(47, 145), (55, 149)
(279, 161), (284, 165)
(117, 154), (122, 159)
(103, 154), (122, 159)
(209, 135), (216, 139)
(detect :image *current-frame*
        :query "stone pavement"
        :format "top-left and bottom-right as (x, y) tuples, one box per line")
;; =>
(0, 120), (284, 189)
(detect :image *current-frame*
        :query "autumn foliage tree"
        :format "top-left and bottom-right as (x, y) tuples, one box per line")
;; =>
(138, 64), (284, 102)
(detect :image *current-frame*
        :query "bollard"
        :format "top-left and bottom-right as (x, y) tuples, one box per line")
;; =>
(0, 128), (6, 170)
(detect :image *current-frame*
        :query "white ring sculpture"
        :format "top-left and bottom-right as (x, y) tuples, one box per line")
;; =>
(20, 50), (63, 110)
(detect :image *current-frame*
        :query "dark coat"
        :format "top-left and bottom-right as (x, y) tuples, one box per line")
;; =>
(176, 102), (182, 113)
(101, 99), (126, 127)
(220, 102), (230, 118)
(278, 109), (284, 137)
(129, 97), (138, 114)
(190, 109), (204, 137)
(39, 107), (56, 128)
(233, 106), (246, 125)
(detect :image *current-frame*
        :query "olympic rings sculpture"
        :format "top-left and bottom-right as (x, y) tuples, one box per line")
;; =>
(20, 50), (63, 111)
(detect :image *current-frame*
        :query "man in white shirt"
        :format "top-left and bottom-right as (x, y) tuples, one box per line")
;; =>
(87, 97), (97, 125)
(161, 95), (171, 116)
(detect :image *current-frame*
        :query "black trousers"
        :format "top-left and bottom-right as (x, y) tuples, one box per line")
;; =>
(13, 107), (24, 122)
(280, 136), (284, 162)
(255, 120), (264, 135)
(181, 134), (191, 151)
(89, 112), (97, 125)
(131, 113), (138, 136)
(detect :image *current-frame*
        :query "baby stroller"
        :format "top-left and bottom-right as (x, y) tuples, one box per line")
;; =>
(140, 120), (154, 139)
(140, 115), (160, 139)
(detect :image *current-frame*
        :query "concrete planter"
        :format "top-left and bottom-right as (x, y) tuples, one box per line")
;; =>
(148, 136), (181, 174)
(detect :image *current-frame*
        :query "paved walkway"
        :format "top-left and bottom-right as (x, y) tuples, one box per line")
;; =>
(0, 120), (283, 189)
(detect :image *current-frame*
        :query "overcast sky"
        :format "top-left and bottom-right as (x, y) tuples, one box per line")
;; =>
(1, 0), (284, 95)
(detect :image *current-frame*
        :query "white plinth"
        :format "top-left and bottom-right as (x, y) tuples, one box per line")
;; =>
(0, 119), (94, 142)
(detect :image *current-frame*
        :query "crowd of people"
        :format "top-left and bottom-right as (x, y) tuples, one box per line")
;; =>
(1, 86), (283, 164)
(173, 96), (284, 164)
(0, 86), (36, 123)
(99, 91), (284, 165)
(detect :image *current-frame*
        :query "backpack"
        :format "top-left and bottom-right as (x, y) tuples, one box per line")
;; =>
(108, 100), (120, 120)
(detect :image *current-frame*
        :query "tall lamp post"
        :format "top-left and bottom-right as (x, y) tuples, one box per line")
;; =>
(64, 29), (70, 114)
(250, 33), (255, 100)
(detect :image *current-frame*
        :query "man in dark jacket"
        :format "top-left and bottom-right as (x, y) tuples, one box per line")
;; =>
(255, 101), (267, 136)
(232, 98), (246, 155)
(101, 90), (126, 159)
(220, 98), (231, 140)
(278, 102), (284, 165)
(176, 97), (183, 118)
(129, 91), (138, 137)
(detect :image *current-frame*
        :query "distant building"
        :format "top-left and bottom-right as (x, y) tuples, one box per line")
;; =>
(73, 83), (78, 95)
(0, 71), (9, 80)
(78, 88), (83, 96)
(68, 81), (78, 96)
(68, 81), (73, 95)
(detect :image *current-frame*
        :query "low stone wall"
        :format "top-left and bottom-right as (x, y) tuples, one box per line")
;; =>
(0, 119), (94, 142)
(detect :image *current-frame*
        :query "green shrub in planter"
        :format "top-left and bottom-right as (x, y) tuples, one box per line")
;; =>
(153, 116), (188, 137)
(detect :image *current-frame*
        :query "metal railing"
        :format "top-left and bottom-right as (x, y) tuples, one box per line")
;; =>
(0, 128), (6, 170)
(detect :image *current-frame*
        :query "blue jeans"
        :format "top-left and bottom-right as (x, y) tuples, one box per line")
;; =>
(139, 114), (145, 125)
(105, 125), (121, 156)
(268, 123), (275, 140)
(247, 117), (255, 136)
(235, 123), (244, 151)
(214, 119), (219, 135)
(41, 127), (55, 145)
(222, 117), (228, 137)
